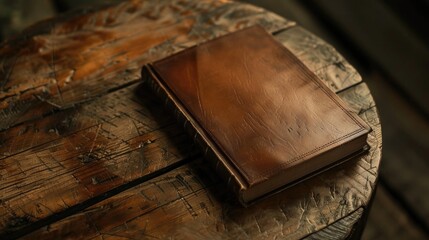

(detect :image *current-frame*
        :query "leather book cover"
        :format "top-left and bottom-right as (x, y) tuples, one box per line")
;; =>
(141, 25), (371, 205)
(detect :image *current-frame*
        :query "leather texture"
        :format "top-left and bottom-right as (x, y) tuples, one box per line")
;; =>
(150, 25), (370, 192)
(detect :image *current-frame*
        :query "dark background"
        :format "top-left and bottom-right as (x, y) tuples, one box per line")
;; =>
(1, 0), (428, 239)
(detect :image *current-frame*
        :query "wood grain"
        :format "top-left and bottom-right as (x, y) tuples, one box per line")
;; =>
(0, 0), (293, 131)
(244, 1), (428, 237)
(21, 83), (381, 240)
(0, 24), (367, 236)
(0, 85), (177, 159)
(0, 84), (198, 235)
(277, 26), (362, 92)
(0, 0), (295, 236)
(0, 0), (381, 238)
(0, 26), (360, 161)
(304, 208), (364, 240)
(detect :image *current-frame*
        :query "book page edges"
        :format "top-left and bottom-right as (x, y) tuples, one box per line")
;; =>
(142, 63), (370, 206)
(241, 130), (370, 204)
(142, 65), (249, 204)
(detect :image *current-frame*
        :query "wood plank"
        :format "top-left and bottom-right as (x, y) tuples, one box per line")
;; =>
(0, 84), (176, 160)
(304, 208), (364, 240)
(277, 26), (362, 92)
(0, 24), (365, 237)
(21, 83), (381, 239)
(0, 1), (381, 238)
(0, 1), (294, 233)
(0, 83), (198, 236)
(0, 0), (294, 130)
(0, 39), (365, 238)
(306, 0), (429, 115)
(0, 26), (359, 161)
(244, 0), (429, 235)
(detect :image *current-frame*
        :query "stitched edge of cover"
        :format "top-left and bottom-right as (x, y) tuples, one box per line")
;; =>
(153, 25), (368, 183)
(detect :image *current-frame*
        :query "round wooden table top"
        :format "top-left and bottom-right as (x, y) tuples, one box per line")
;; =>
(0, 0), (382, 239)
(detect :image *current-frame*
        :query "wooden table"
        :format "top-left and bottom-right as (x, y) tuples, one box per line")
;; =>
(0, 0), (382, 239)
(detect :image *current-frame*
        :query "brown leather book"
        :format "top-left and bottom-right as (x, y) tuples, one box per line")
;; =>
(141, 25), (371, 205)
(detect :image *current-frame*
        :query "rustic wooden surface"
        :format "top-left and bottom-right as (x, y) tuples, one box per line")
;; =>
(0, 0), (382, 239)
(242, 1), (429, 238)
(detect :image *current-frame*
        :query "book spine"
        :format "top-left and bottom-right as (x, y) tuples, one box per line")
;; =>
(141, 65), (248, 205)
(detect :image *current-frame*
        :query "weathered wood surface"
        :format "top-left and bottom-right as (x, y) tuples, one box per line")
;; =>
(0, 0), (381, 239)
(303, 208), (364, 240)
(0, 0), (293, 130)
(244, 0), (429, 237)
(0, 26), (359, 161)
(21, 81), (380, 240)
(276, 27), (362, 92)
